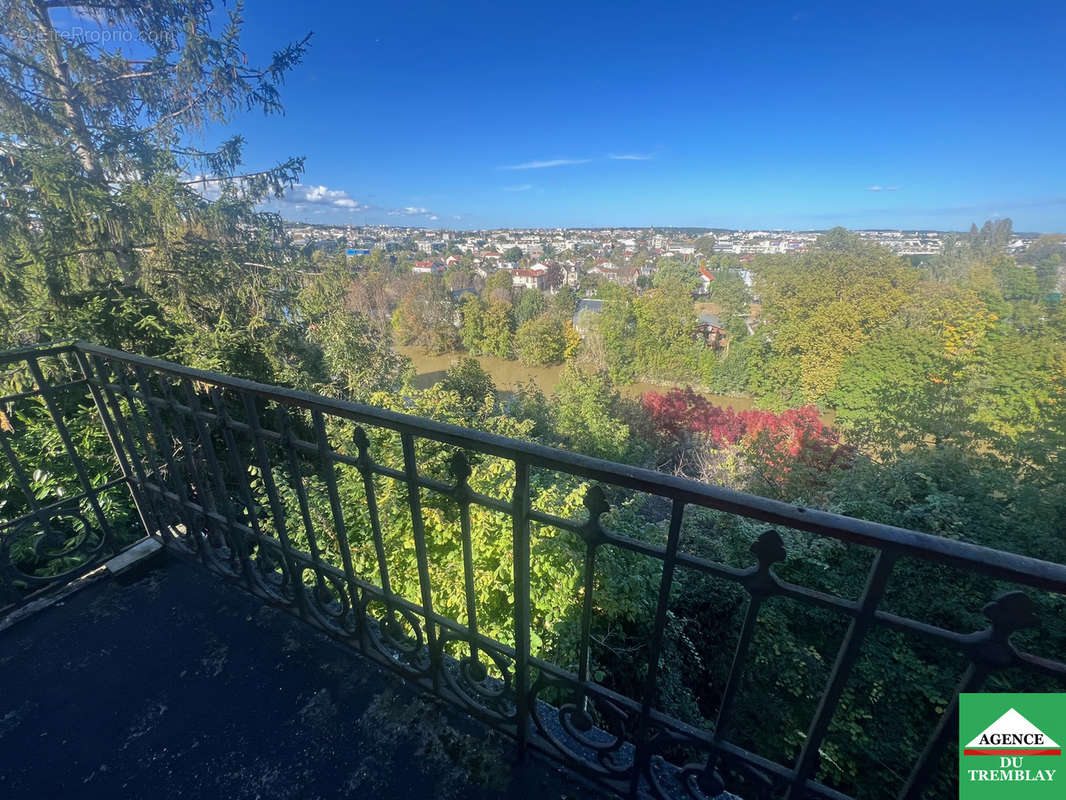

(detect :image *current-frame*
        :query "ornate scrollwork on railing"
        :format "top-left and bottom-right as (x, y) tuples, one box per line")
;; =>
(436, 629), (518, 722)
(5, 342), (1065, 800)
(243, 535), (295, 606)
(969, 590), (1038, 669)
(640, 530), (790, 800)
(664, 745), (782, 800)
(362, 598), (432, 675)
(0, 510), (105, 603)
(529, 672), (637, 780)
(743, 529), (786, 596)
(579, 484), (611, 547)
(301, 566), (356, 634)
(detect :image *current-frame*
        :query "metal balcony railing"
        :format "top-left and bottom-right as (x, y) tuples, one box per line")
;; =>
(1, 341), (1064, 800)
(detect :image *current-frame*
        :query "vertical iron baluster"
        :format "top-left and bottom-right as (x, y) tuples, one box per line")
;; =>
(449, 452), (482, 667)
(312, 411), (365, 639)
(0, 419), (62, 547)
(107, 359), (170, 513)
(275, 406), (330, 605)
(898, 664), (986, 800)
(786, 549), (898, 798)
(91, 355), (171, 533)
(575, 486), (610, 719)
(24, 356), (112, 538)
(352, 427), (396, 622)
(180, 377), (248, 572)
(511, 460), (532, 756)
(131, 365), (200, 544)
(577, 548), (597, 707)
(630, 498), (686, 795)
(241, 392), (308, 616)
(400, 431), (439, 688)
(898, 591), (1037, 800)
(73, 350), (161, 539)
(208, 387), (270, 588)
(698, 529), (788, 795)
(156, 374), (221, 554)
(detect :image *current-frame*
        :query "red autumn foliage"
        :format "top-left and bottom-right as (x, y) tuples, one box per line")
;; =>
(642, 387), (853, 476)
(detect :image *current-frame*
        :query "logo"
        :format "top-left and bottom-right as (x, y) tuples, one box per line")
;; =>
(960, 694), (1065, 799)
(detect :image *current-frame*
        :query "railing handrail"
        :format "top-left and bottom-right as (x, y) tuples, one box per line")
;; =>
(65, 340), (1066, 595)
(4, 340), (1065, 800)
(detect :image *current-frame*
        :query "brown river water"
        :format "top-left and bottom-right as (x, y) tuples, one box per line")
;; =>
(396, 345), (757, 410)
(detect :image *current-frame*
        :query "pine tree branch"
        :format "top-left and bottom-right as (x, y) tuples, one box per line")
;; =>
(88, 67), (175, 88)
(8, 243), (156, 270)
(0, 50), (65, 87)
(143, 89), (211, 132)
(41, 0), (121, 9)
(180, 168), (288, 186)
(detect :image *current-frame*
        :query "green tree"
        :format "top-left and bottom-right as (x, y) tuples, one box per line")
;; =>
(831, 322), (968, 451)
(0, 0), (312, 382)
(1020, 234), (1065, 295)
(514, 288), (548, 325)
(514, 314), (567, 366)
(392, 276), (459, 354)
(551, 285), (578, 318)
(503, 246), (523, 263)
(653, 259), (701, 294)
(593, 284), (638, 382)
(484, 269), (513, 303)
(709, 268), (751, 323)
(632, 282), (700, 381)
(458, 294), (487, 353)
(481, 300), (515, 358)
(749, 245), (918, 406)
(299, 262), (411, 399)
(440, 357), (496, 409)
(694, 235), (716, 257)
(552, 365), (631, 461)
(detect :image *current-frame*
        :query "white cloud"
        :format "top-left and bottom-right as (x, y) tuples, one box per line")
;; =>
(607, 153), (655, 161)
(286, 184), (372, 211)
(387, 206), (433, 216)
(503, 184), (533, 192)
(187, 173), (221, 201)
(866, 185), (900, 192)
(499, 158), (591, 170)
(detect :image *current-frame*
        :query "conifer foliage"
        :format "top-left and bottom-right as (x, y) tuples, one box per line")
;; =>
(0, 0), (313, 380)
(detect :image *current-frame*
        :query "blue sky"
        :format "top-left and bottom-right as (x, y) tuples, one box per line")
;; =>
(187, 0), (1064, 231)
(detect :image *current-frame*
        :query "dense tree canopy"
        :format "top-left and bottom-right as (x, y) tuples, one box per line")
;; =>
(748, 239), (919, 406)
(392, 275), (459, 354)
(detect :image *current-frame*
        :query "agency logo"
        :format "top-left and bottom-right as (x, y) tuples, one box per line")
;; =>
(960, 694), (1064, 799)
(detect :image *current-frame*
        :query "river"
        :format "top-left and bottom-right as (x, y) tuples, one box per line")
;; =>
(396, 345), (758, 411)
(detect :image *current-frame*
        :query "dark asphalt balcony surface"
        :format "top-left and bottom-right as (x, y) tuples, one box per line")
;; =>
(0, 553), (605, 800)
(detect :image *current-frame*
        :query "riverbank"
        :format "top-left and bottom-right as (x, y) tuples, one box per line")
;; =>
(396, 345), (758, 411)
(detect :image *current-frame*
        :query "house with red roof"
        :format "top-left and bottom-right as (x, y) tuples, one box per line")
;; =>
(512, 269), (546, 290)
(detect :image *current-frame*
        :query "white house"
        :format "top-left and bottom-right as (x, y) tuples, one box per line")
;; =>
(512, 269), (546, 291)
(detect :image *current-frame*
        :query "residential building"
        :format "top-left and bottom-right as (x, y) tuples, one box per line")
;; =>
(512, 269), (546, 291)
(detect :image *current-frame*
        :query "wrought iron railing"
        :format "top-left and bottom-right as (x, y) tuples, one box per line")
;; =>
(1, 341), (1064, 800)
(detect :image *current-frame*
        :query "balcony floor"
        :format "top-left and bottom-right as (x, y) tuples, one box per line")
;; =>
(0, 552), (604, 800)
